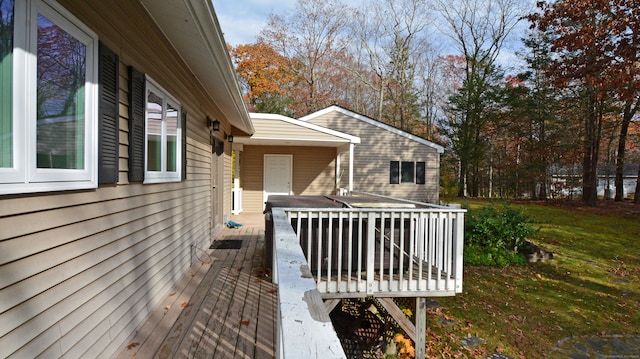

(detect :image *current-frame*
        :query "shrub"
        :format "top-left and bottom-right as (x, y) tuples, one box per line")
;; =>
(463, 202), (537, 267)
(465, 202), (537, 252)
(464, 245), (527, 267)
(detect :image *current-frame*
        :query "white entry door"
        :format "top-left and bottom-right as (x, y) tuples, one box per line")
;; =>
(264, 155), (292, 206)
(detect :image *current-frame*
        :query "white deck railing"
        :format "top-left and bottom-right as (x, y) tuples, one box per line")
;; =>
(270, 208), (347, 359)
(283, 207), (465, 298)
(269, 196), (464, 358)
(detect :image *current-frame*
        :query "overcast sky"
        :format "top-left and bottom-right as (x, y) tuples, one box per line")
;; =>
(213, 0), (297, 46)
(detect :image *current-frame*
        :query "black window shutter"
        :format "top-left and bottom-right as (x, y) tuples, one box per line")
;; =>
(390, 161), (399, 184)
(416, 162), (426, 184)
(181, 108), (187, 180)
(128, 66), (145, 182)
(98, 42), (119, 184)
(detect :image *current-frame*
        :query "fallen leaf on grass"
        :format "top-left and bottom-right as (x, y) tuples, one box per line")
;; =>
(241, 320), (250, 326)
(127, 342), (140, 350)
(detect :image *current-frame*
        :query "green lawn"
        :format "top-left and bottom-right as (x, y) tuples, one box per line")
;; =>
(427, 200), (640, 358)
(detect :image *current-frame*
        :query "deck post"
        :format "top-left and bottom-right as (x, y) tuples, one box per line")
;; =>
(454, 212), (465, 293)
(348, 143), (354, 192)
(366, 212), (376, 295)
(415, 297), (427, 359)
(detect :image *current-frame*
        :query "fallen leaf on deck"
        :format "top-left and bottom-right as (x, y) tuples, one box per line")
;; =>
(127, 342), (140, 350)
(266, 289), (277, 294)
(168, 291), (176, 296)
(181, 301), (189, 308)
(241, 320), (250, 326)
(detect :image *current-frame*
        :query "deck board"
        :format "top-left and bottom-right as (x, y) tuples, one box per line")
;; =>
(116, 219), (276, 359)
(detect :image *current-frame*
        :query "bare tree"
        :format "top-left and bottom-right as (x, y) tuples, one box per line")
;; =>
(259, 0), (350, 116)
(350, 0), (432, 131)
(415, 47), (447, 141)
(436, 0), (525, 197)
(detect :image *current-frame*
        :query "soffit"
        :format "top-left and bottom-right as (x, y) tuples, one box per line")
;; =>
(138, 0), (254, 135)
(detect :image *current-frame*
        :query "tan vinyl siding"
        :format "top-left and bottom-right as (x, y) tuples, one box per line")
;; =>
(0, 1), (228, 357)
(308, 111), (440, 203)
(251, 118), (343, 141)
(0, 171), (211, 358)
(241, 145), (336, 212)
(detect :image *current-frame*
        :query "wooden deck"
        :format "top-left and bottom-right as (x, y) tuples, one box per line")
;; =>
(116, 215), (276, 359)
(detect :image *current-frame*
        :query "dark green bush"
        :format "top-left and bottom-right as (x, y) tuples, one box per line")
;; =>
(463, 202), (537, 267)
(465, 202), (537, 252)
(464, 245), (527, 267)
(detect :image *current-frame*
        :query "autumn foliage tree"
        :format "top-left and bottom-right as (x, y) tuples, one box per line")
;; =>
(227, 0), (640, 204)
(259, 0), (350, 116)
(229, 42), (297, 115)
(530, 0), (640, 205)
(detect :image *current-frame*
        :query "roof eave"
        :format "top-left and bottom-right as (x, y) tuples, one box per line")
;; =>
(301, 105), (444, 153)
(138, 0), (254, 135)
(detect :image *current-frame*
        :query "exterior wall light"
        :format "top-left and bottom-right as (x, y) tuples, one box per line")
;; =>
(208, 117), (220, 132)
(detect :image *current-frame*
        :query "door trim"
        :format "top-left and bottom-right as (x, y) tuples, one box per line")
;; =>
(263, 154), (293, 206)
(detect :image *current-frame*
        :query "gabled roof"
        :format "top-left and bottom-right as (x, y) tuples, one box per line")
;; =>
(235, 113), (360, 147)
(299, 105), (445, 154)
(138, 0), (254, 135)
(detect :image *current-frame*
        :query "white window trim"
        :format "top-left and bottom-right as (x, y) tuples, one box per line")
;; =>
(143, 77), (182, 184)
(0, 0), (98, 195)
(391, 160), (425, 185)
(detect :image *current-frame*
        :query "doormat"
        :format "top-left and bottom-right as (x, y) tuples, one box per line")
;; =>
(210, 240), (243, 250)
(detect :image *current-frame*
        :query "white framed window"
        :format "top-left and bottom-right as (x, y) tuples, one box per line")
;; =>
(144, 78), (181, 183)
(0, 0), (98, 195)
(390, 161), (426, 185)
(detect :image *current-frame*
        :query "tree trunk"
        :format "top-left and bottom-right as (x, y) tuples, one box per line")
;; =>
(539, 177), (547, 200)
(458, 158), (467, 197)
(582, 95), (602, 206)
(539, 117), (548, 200)
(616, 98), (639, 201)
(377, 80), (385, 122)
(614, 115), (630, 201)
(635, 165), (640, 205)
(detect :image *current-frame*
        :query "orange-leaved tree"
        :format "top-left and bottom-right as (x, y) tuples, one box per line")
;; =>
(530, 0), (640, 205)
(229, 42), (299, 116)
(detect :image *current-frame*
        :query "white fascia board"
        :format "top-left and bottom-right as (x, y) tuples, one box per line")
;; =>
(250, 112), (360, 144)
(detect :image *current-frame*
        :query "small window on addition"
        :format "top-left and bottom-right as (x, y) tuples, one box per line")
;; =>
(389, 160), (426, 185)
(400, 161), (415, 183)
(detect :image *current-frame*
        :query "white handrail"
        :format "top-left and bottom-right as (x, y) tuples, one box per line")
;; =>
(270, 208), (347, 359)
